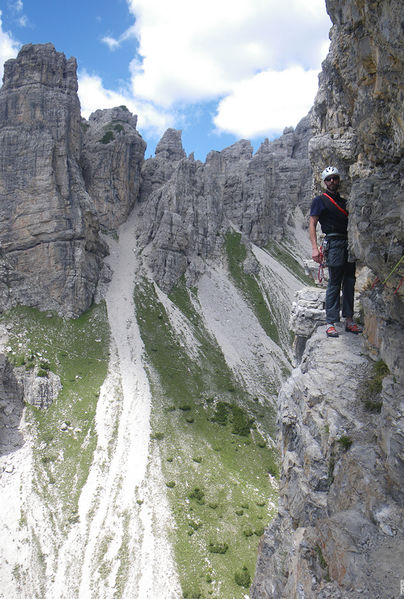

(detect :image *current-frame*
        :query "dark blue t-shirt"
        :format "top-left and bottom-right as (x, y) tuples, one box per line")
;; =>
(310, 193), (348, 235)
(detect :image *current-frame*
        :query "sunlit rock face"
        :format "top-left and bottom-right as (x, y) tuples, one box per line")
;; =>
(0, 44), (107, 317)
(137, 117), (313, 292)
(309, 0), (403, 379)
(252, 1), (404, 597)
(81, 106), (146, 232)
(0, 44), (146, 318)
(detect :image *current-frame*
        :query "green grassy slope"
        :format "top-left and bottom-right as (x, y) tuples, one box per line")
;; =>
(134, 275), (279, 599)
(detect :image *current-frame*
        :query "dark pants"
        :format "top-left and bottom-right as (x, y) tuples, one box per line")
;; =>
(325, 238), (356, 324)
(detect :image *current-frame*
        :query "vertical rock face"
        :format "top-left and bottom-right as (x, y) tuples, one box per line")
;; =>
(137, 118), (313, 291)
(0, 44), (146, 317)
(309, 0), (403, 377)
(252, 1), (404, 597)
(81, 106), (146, 231)
(0, 44), (106, 317)
(251, 305), (404, 599)
(0, 354), (24, 456)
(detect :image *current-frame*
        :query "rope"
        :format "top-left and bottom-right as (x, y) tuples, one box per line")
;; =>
(381, 255), (403, 285)
(393, 277), (404, 295)
(317, 246), (325, 283)
(369, 254), (403, 291)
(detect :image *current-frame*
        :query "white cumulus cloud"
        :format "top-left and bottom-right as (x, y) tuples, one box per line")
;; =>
(78, 71), (174, 137)
(214, 66), (320, 138)
(0, 11), (20, 79)
(121, 0), (330, 137)
(125, 0), (329, 102)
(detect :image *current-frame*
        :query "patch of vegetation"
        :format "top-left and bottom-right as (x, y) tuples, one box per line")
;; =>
(234, 566), (251, 588)
(359, 360), (389, 413)
(211, 401), (229, 426)
(231, 405), (253, 437)
(188, 487), (205, 504)
(2, 303), (110, 533)
(100, 130), (114, 144)
(225, 232), (280, 344)
(208, 541), (228, 554)
(337, 435), (353, 451)
(266, 239), (313, 285)
(314, 544), (330, 581)
(134, 278), (279, 598)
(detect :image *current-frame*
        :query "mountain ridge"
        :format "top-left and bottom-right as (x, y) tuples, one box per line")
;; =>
(0, 0), (403, 597)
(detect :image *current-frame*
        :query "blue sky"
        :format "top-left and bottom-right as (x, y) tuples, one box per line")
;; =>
(0, 0), (331, 161)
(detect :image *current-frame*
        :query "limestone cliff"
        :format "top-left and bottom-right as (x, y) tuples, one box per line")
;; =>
(0, 44), (105, 317)
(309, 0), (403, 377)
(251, 290), (404, 599)
(0, 44), (145, 317)
(137, 117), (313, 292)
(81, 106), (146, 232)
(251, 1), (404, 597)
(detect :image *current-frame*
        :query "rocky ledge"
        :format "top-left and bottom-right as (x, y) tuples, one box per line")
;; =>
(251, 288), (404, 599)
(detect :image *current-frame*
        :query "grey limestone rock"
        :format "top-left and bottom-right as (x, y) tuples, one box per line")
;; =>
(137, 121), (313, 291)
(81, 106), (146, 232)
(0, 354), (24, 456)
(15, 366), (62, 410)
(0, 43), (107, 317)
(309, 0), (404, 382)
(251, 318), (404, 599)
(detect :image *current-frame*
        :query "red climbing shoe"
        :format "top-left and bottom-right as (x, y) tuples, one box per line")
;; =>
(326, 325), (339, 338)
(345, 322), (362, 334)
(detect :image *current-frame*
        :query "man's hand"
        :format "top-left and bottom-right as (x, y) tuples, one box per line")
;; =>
(312, 247), (322, 263)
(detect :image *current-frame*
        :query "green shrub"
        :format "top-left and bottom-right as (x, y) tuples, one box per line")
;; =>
(14, 355), (26, 367)
(359, 359), (389, 412)
(234, 566), (251, 588)
(166, 481), (176, 488)
(188, 487), (205, 504)
(152, 432), (164, 440)
(37, 369), (49, 378)
(100, 131), (114, 144)
(231, 405), (252, 437)
(242, 528), (253, 537)
(337, 435), (352, 451)
(208, 541), (228, 554)
(212, 401), (229, 426)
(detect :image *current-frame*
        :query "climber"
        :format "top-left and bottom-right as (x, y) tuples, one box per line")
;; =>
(309, 166), (362, 338)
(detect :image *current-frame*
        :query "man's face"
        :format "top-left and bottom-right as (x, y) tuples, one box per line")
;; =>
(324, 175), (340, 192)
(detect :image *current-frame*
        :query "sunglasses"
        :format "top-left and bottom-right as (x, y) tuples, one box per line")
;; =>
(325, 176), (339, 182)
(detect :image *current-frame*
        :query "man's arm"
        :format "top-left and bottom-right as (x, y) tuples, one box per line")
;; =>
(309, 215), (321, 263)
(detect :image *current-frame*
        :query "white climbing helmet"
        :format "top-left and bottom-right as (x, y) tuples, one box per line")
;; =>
(321, 166), (340, 181)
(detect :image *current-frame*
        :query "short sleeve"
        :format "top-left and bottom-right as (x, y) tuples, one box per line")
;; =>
(310, 195), (325, 217)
